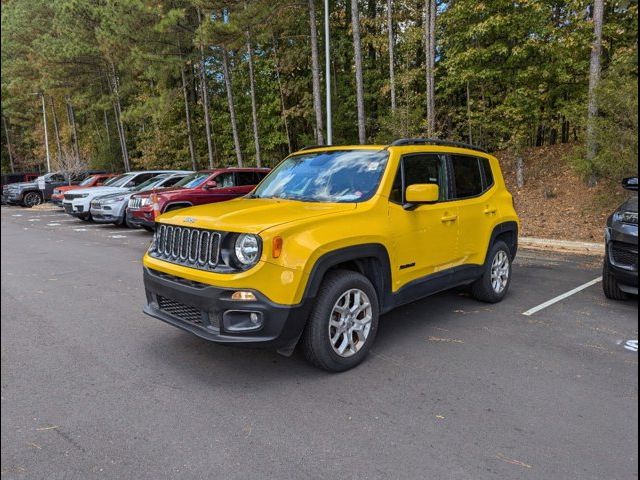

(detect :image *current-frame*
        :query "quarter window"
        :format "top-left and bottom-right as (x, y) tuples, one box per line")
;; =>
(451, 155), (483, 199)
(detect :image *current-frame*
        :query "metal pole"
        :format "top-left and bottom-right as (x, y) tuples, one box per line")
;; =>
(40, 93), (51, 172)
(324, 0), (332, 145)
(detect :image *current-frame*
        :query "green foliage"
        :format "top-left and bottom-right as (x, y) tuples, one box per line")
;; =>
(1, 0), (638, 176)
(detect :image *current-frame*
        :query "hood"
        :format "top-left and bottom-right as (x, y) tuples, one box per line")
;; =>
(158, 197), (357, 234)
(7, 181), (36, 189)
(72, 186), (129, 197)
(94, 191), (133, 201)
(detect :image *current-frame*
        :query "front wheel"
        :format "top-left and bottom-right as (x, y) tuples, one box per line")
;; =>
(602, 261), (628, 300)
(301, 270), (379, 372)
(22, 191), (43, 208)
(471, 240), (512, 303)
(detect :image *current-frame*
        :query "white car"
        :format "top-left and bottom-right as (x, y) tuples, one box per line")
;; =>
(62, 170), (191, 220)
(89, 173), (188, 227)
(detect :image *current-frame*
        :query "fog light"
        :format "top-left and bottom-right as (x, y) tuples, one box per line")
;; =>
(231, 291), (257, 301)
(223, 310), (263, 332)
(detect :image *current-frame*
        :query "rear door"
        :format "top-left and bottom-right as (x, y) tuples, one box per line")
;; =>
(449, 155), (496, 266)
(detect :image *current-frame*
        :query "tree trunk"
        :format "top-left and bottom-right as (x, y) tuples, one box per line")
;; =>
(2, 116), (15, 173)
(309, 0), (325, 144)
(387, 0), (396, 112)
(351, 0), (366, 143)
(516, 154), (524, 188)
(272, 35), (293, 154)
(246, 32), (261, 166)
(466, 81), (473, 144)
(424, 0), (436, 137)
(586, 0), (604, 183)
(107, 65), (130, 172)
(197, 9), (215, 169)
(181, 63), (197, 170)
(50, 98), (63, 160)
(222, 47), (243, 167)
(66, 99), (81, 163)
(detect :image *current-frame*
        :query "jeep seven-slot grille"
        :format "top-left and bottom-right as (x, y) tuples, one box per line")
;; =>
(128, 197), (142, 209)
(157, 295), (203, 325)
(150, 224), (221, 271)
(610, 242), (638, 271)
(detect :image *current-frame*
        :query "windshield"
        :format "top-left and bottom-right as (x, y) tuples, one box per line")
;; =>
(79, 176), (96, 187)
(108, 173), (136, 187)
(251, 150), (389, 203)
(132, 175), (169, 192)
(174, 172), (211, 188)
(103, 176), (119, 186)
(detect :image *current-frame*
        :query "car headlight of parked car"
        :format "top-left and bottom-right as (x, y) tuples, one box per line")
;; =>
(614, 211), (638, 225)
(53, 188), (61, 195)
(140, 197), (152, 206)
(233, 233), (261, 267)
(77, 193), (90, 198)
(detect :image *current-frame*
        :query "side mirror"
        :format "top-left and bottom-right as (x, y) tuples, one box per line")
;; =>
(405, 184), (439, 209)
(622, 177), (638, 191)
(204, 180), (217, 189)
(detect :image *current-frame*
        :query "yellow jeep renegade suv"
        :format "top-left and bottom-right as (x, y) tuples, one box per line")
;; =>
(142, 139), (519, 371)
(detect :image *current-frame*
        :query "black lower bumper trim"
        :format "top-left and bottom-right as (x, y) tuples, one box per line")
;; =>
(142, 267), (310, 354)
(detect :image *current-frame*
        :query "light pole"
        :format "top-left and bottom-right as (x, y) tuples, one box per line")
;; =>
(324, 0), (332, 145)
(32, 92), (51, 172)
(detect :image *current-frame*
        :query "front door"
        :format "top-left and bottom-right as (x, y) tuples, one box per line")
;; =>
(388, 153), (461, 291)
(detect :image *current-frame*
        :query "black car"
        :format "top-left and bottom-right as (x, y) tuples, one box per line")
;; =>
(603, 177), (638, 299)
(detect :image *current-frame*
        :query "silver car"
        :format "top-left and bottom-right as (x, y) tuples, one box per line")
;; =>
(90, 173), (189, 227)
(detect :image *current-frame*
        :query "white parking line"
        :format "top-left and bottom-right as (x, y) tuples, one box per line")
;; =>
(522, 277), (603, 316)
(46, 223), (62, 226)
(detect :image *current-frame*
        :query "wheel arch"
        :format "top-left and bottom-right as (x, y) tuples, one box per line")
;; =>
(488, 221), (519, 261)
(302, 243), (393, 312)
(163, 201), (193, 213)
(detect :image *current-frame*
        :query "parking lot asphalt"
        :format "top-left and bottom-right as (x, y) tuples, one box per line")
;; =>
(1, 205), (638, 480)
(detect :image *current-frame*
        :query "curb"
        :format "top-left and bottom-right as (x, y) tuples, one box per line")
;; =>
(520, 237), (604, 256)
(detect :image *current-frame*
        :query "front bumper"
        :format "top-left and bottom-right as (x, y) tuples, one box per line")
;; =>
(6, 192), (23, 203)
(128, 208), (155, 228)
(63, 201), (87, 217)
(50, 195), (64, 206)
(142, 267), (310, 355)
(605, 227), (638, 293)
(90, 204), (123, 223)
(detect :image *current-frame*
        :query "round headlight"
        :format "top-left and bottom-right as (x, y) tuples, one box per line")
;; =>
(234, 234), (261, 266)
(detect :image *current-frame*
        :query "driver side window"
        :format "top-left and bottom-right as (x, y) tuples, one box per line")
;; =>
(213, 173), (235, 188)
(389, 153), (447, 204)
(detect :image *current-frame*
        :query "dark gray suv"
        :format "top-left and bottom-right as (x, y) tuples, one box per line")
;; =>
(603, 177), (638, 299)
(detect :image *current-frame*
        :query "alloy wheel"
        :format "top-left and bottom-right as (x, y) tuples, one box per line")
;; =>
(328, 288), (373, 358)
(490, 250), (510, 294)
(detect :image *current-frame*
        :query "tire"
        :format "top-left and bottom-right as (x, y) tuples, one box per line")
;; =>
(471, 240), (512, 303)
(79, 213), (92, 222)
(602, 261), (628, 300)
(22, 191), (43, 208)
(301, 270), (379, 372)
(124, 211), (138, 229)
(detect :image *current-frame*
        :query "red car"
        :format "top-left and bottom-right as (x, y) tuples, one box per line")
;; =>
(50, 173), (119, 206)
(126, 168), (270, 230)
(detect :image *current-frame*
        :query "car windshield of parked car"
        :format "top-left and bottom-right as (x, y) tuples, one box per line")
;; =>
(103, 176), (120, 186)
(251, 150), (389, 203)
(107, 173), (136, 188)
(173, 172), (211, 189)
(79, 176), (97, 187)
(132, 175), (168, 192)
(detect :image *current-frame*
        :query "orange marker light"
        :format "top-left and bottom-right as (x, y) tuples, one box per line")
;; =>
(151, 193), (160, 219)
(272, 236), (283, 258)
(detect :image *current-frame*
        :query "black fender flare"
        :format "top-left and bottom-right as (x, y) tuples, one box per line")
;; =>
(488, 221), (519, 260)
(302, 243), (393, 311)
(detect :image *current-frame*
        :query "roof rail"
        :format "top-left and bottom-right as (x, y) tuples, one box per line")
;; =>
(389, 138), (487, 153)
(299, 144), (327, 151)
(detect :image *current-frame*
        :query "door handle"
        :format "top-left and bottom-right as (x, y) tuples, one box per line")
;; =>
(440, 214), (458, 223)
(483, 207), (498, 215)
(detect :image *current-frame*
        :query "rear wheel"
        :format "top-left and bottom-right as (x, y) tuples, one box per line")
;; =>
(22, 191), (43, 208)
(301, 270), (379, 372)
(602, 261), (628, 300)
(471, 240), (512, 303)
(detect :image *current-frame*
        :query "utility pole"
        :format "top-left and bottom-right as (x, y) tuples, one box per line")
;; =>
(324, 0), (332, 145)
(32, 92), (51, 172)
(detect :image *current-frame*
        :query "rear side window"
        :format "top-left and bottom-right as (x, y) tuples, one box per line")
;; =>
(451, 155), (483, 199)
(480, 157), (494, 189)
(161, 176), (184, 187)
(130, 173), (155, 186)
(236, 172), (258, 186)
(389, 153), (447, 203)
